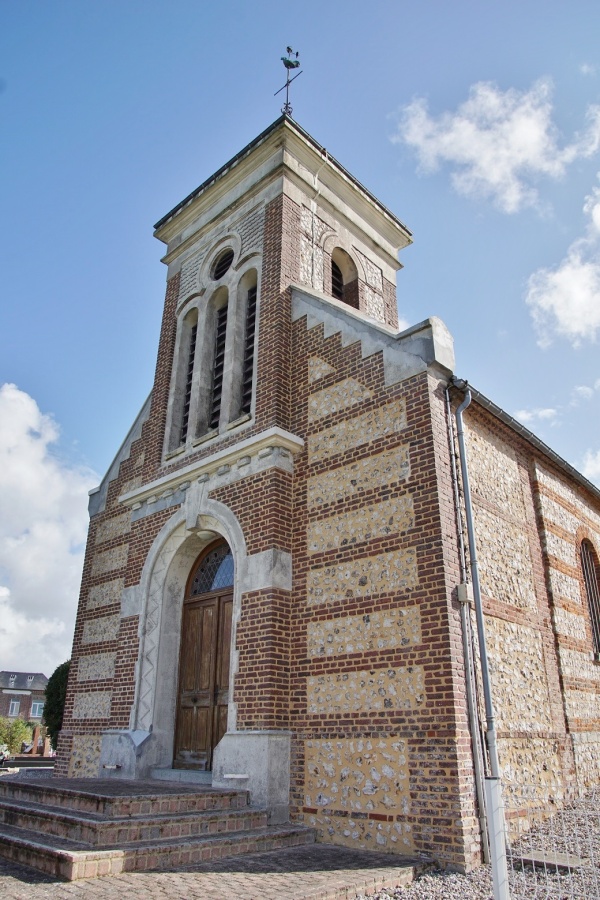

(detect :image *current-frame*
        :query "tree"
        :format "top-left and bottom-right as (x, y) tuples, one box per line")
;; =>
(44, 660), (70, 750)
(0, 717), (33, 755)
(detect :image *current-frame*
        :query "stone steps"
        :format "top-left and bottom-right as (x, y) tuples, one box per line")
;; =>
(0, 776), (315, 881)
(0, 819), (314, 881)
(0, 777), (248, 816)
(0, 796), (268, 845)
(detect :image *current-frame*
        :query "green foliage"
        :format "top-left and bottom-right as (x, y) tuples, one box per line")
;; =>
(0, 716), (33, 755)
(44, 660), (70, 750)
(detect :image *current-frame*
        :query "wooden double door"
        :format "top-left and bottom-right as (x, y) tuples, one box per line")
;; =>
(173, 589), (233, 770)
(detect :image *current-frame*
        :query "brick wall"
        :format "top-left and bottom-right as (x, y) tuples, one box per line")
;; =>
(285, 312), (478, 867)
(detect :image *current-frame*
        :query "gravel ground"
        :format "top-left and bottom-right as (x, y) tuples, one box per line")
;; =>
(356, 866), (493, 900)
(358, 792), (600, 900)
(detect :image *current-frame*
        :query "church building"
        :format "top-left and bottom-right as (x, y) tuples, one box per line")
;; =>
(56, 115), (600, 871)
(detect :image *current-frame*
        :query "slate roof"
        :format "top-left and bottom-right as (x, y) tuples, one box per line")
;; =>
(0, 672), (48, 691)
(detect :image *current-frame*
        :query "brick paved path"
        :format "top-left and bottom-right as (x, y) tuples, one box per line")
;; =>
(0, 844), (419, 900)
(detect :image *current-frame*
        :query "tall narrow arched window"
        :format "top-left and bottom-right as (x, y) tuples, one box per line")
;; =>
(240, 277), (257, 416)
(180, 321), (197, 445)
(209, 302), (228, 430)
(331, 248), (359, 309)
(166, 307), (199, 453)
(581, 540), (600, 658)
(165, 243), (260, 459)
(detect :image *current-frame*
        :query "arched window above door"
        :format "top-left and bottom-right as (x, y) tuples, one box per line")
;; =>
(190, 543), (234, 595)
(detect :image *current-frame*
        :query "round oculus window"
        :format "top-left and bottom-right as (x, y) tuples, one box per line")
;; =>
(212, 248), (234, 280)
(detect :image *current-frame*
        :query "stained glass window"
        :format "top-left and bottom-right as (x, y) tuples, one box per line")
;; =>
(190, 544), (234, 594)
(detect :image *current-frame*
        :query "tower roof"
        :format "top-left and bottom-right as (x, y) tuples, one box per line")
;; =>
(153, 116), (412, 263)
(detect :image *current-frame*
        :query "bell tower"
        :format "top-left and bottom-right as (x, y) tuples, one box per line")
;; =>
(144, 115), (413, 482)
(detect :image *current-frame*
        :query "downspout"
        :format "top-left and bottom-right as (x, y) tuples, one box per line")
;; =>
(452, 380), (500, 779)
(445, 386), (489, 862)
(452, 379), (509, 900)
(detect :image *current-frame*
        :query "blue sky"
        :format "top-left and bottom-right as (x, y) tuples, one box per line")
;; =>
(1, 0), (599, 675)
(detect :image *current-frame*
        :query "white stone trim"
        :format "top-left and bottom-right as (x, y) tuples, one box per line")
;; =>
(120, 426), (303, 508)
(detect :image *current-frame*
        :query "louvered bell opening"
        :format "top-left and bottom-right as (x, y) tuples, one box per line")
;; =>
(331, 260), (344, 300)
(240, 286), (257, 415)
(582, 540), (600, 655)
(213, 249), (234, 281)
(179, 324), (197, 444)
(209, 306), (228, 429)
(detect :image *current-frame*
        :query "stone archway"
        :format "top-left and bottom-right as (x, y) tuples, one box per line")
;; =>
(113, 485), (248, 778)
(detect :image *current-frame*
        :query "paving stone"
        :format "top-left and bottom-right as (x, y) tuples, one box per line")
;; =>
(0, 843), (418, 900)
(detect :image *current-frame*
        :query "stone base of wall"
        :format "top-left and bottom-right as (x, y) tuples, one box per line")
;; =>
(68, 735), (102, 778)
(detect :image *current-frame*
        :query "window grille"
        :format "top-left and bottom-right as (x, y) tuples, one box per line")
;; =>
(240, 285), (257, 415)
(179, 323), (197, 444)
(581, 540), (600, 657)
(331, 260), (344, 301)
(8, 699), (20, 717)
(209, 305), (228, 429)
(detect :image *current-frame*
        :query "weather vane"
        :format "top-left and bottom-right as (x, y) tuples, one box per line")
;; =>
(274, 47), (302, 116)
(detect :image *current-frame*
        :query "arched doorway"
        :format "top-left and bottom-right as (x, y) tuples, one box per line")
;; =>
(173, 540), (234, 770)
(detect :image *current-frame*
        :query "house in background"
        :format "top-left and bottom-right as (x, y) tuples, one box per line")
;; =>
(0, 672), (48, 721)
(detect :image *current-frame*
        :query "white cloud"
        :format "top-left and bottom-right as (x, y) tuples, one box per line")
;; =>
(526, 179), (600, 347)
(514, 407), (558, 425)
(392, 78), (600, 213)
(580, 63), (597, 77)
(0, 384), (97, 677)
(570, 380), (600, 404)
(572, 384), (595, 402)
(582, 449), (600, 486)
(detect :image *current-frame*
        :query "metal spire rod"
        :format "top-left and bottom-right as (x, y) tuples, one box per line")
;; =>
(275, 47), (302, 116)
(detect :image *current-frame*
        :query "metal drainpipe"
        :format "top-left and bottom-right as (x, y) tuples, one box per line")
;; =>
(452, 379), (509, 900)
(453, 383), (500, 778)
(445, 386), (489, 863)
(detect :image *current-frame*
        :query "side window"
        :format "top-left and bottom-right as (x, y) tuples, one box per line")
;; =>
(331, 248), (359, 309)
(9, 699), (20, 717)
(581, 539), (600, 658)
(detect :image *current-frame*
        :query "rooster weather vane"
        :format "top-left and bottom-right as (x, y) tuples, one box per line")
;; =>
(275, 47), (302, 116)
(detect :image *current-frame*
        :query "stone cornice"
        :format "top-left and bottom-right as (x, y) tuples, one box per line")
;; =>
(119, 426), (304, 508)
